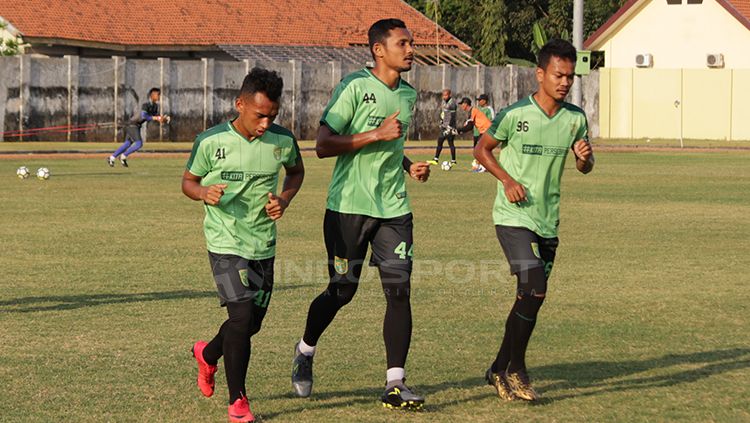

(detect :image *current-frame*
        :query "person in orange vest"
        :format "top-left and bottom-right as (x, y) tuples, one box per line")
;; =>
(458, 97), (492, 172)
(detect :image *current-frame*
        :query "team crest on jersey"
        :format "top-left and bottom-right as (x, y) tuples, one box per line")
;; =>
(334, 256), (348, 274)
(238, 269), (249, 288)
(530, 242), (541, 259)
(273, 147), (282, 161)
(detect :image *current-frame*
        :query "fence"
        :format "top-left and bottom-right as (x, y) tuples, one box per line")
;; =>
(0, 55), (600, 142)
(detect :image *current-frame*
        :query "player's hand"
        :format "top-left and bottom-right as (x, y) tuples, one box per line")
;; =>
(502, 178), (527, 204)
(201, 184), (227, 206)
(409, 162), (430, 183)
(377, 111), (402, 141)
(265, 192), (289, 221)
(573, 139), (592, 162)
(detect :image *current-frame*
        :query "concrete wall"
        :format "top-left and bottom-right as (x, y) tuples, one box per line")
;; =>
(594, 0), (750, 69)
(0, 56), (600, 142)
(599, 67), (750, 141)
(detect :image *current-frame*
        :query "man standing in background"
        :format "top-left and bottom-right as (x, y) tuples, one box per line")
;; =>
(428, 88), (457, 168)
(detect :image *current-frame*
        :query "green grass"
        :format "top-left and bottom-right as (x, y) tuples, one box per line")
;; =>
(0, 140), (459, 153)
(1, 151), (749, 422)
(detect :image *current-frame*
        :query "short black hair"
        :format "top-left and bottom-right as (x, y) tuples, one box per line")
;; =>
(239, 67), (283, 102)
(459, 97), (471, 106)
(537, 39), (577, 70)
(148, 87), (160, 96)
(368, 18), (407, 60)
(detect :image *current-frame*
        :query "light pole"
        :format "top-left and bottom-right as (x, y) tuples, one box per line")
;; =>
(572, 0), (584, 107)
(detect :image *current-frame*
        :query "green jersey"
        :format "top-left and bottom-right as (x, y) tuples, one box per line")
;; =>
(474, 105), (495, 136)
(487, 95), (588, 238)
(186, 121), (301, 260)
(321, 68), (417, 218)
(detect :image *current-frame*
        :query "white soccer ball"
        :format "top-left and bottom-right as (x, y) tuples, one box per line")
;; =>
(36, 167), (50, 180)
(16, 166), (30, 179)
(440, 161), (451, 171)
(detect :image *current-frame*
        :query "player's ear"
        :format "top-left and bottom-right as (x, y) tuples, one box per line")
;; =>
(535, 66), (545, 84)
(373, 42), (384, 59)
(235, 96), (244, 112)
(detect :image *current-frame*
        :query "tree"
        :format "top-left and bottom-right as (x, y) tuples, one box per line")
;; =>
(0, 22), (25, 57)
(477, 0), (508, 65)
(405, 0), (626, 65)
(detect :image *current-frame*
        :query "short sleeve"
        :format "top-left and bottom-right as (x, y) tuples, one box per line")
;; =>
(576, 114), (589, 143)
(320, 80), (357, 134)
(186, 137), (211, 176)
(283, 137), (302, 168)
(487, 109), (512, 146)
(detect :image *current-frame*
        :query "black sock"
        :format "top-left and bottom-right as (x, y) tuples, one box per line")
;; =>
(435, 138), (445, 159)
(381, 270), (412, 369)
(198, 302), (258, 403)
(491, 301), (518, 373)
(203, 320), (226, 365)
(302, 282), (358, 346)
(507, 295), (544, 373)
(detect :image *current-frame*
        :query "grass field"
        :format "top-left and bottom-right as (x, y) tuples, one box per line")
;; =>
(0, 137), (748, 153)
(2, 150), (749, 422)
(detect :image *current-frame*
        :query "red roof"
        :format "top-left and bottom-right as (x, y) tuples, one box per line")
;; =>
(585, 0), (750, 49)
(0, 0), (470, 50)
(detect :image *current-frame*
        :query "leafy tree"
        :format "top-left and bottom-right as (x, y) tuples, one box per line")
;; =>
(0, 22), (25, 56)
(405, 0), (626, 64)
(477, 0), (507, 65)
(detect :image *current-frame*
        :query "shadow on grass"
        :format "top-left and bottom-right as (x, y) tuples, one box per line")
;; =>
(532, 347), (750, 404)
(52, 172), (129, 177)
(258, 348), (750, 417)
(259, 376), (492, 419)
(0, 284), (317, 313)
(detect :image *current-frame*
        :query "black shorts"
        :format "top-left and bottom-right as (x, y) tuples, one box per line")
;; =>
(124, 125), (142, 143)
(324, 209), (413, 284)
(496, 225), (559, 278)
(208, 252), (274, 307)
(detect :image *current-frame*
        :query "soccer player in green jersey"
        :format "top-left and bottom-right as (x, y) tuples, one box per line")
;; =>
(474, 39), (594, 402)
(290, 18), (430, 411)
(183, 67), (304, 423)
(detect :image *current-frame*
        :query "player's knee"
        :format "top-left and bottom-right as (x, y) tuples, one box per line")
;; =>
(514, 294), (545, 322)
(327, 282), (358, 307)
(226, 305), (254, 336)
(515, 266), (547, 297)
(382, 283), (411, 307)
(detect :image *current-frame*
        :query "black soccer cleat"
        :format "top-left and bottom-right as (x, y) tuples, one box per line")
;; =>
(381, 379), (424, 411)
(120, 156), (129, 167)
(107, 156), (115, 167)
(291, 343), (313, 398)
(485, 368), (517, 401)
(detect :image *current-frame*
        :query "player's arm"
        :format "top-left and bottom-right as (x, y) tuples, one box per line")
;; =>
(315, 111), (402, 158)
(181, 171), (226, 206)
(458, 119), (474, 134)
(573, 140), (594, 174)
(265, 160), (304, 221)
(403, 155), (429, 183)
(474, 133), (527, 203)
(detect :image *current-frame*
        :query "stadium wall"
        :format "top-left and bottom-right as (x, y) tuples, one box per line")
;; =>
(599, 68), (750, 141)
(0, 56), (600, 142)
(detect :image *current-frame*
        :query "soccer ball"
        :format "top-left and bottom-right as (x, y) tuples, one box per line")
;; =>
(16, 166), (30, 179)
(440, 161), (452, 171)
(36, 167), (50, 180)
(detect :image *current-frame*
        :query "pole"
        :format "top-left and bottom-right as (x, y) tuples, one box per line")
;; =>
(572, 0), (584, 107)
(435, 0), (440, 65)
